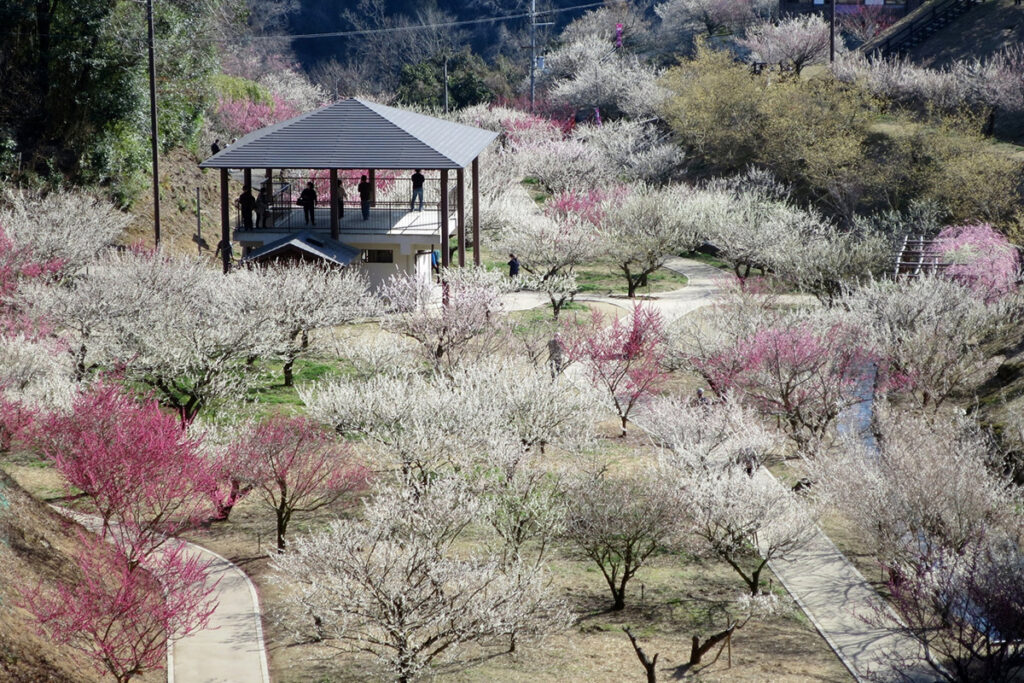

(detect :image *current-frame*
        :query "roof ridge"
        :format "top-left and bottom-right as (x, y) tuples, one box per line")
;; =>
(352, 99), (460, 167)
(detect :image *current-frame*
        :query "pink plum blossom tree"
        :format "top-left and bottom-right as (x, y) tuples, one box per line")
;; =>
(694, 322), (869, 448)
(935, 223), (1019, 303)
(34, 384), (218, 566)
(567, 304), (668, 436)
(231, 414), (369, 550)
(22, 534), (217, 683)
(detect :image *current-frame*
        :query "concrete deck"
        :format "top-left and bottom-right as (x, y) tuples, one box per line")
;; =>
(234, 205), (452, 244)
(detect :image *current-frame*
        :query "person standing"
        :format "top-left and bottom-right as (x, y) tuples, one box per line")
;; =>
(507, 253), (520, 278)
(548, 333), (564, 378)
(210, 138), (221, 155)
(255, 186), (270, 228)
(410, 169), (425, 211)
(335, 179), (347, 219)
(236, 186), (256, 230)
(299, 181), (317, 225)
(358, 175), (372, 221)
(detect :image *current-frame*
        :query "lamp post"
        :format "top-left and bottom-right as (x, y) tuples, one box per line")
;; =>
(146, 0), (161, 247)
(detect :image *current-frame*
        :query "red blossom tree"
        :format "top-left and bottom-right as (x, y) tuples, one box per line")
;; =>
(936, 223), (1019, 303)
(22, 534), (217, 683)
(34, 384), (218, 566)
(694, 323), (869, 447)
(567, 304), (667, 437)
(230, 415), (369, 550)
(0, 390), (36, 453)
(214, 93), (300, 137)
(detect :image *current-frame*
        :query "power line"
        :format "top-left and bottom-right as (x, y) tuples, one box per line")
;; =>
(0, 1), (606, 45)
(236, 1), (606, 43)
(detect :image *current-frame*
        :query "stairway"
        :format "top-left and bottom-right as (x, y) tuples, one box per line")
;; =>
(859, 0), (984, 57)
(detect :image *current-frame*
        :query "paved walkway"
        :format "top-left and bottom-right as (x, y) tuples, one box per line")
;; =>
(503, 258), (936, 682)
(499, 256), (723, 322)
(53, 508), (270, 683)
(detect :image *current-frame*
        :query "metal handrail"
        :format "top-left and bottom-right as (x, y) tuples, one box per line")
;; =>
(859, 0), (979, 55)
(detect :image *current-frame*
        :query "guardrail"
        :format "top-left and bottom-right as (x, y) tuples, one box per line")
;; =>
(859, 0), (980, 56)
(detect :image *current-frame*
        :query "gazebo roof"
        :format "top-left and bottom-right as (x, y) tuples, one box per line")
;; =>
(200, 98), (499, 171)
(242, 231), (361, 267)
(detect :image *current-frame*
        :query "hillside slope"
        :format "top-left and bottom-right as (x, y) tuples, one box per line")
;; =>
(909, 0), (1024, 66)
(0, 470), (108, 681)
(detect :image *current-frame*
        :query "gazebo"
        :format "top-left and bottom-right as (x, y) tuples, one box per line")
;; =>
(200, 98), (499, 284)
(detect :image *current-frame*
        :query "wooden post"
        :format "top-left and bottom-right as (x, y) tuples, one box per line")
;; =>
(472, 157), (480, 266)
(329, 168), (339, 240)
(368, 169), (376, 206)
(219, 168), (230, 274)
(440, 169), (449, 268)
(243, 168), (251, 191)
(457, 167), (465, 267)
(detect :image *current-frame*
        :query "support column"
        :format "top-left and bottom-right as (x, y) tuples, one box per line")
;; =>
(472, 158), (480, 266)
(368, 169), (376, 206)
(457, 168), (465, 267)
(440, 169), (449, 268)
(219, 168), (230, 274)
(243, 168), (252, 190)
(329, 168), (339, 240)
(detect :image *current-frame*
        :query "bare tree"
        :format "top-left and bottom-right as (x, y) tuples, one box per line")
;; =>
(563, 467), (682, 610)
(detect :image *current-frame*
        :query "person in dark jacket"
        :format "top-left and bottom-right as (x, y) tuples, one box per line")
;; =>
(508, 253), (520, 278)
(236, 186), (256, 230)
(358, 175), (372, 221)
(410, 169), (425, 211)
(299, 182), (317, 225)
(210, 138), (221, 155)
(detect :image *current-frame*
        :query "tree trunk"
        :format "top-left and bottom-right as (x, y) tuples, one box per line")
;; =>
(619, 415), (628, 437)
(624, 627), (658, 682)
(690, 625), (735, 665)
(612, 592), (626, 611)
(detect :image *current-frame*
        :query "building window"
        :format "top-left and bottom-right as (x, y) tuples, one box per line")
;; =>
(362, 249), (393, 263)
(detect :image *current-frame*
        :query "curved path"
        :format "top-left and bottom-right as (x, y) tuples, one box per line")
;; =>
(52, 507), (270, 683)
(504, 258), (934, 682)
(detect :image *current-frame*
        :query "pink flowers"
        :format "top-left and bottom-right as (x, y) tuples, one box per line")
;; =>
(567, 304), (667, 436)
(214, 93), (300, 138)
(936, 223), (1019, 303)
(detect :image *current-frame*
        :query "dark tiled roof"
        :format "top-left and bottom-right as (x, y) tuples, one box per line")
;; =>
(201, 98), (498, 170)
(242, 231), (361, 267)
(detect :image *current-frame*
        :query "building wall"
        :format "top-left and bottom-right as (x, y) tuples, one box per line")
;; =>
(346, 241), (436, 290)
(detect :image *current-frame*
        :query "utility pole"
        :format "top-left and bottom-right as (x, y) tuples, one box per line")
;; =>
(830, 0), (836, 63)
(529, 0), (553, 114)
(146, 0), (161, 247)
(530, 0), (536, 113)
(443, 53), (449, 114)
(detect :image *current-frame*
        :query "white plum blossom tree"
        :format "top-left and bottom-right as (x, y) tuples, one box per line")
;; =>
(31, 250), (272, 422)
(656, 0), (756, 38)
(563, 466), (683, 610)
(642, 396), (814, 593)
(231, 263), (377, 386)
(0, 189), (130, 275)
(595, 185), (701, 297)
(379, 266), (511, 376)
(739, 15), (831, 75)
(271, 477), (570, 682)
